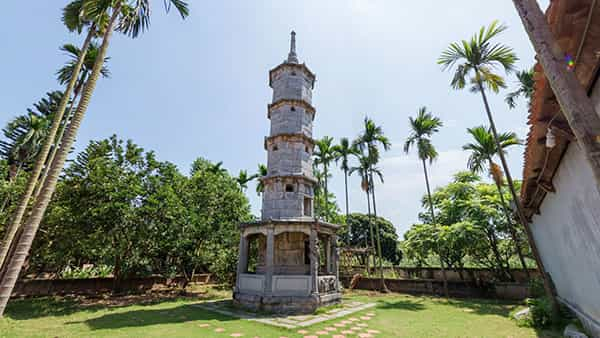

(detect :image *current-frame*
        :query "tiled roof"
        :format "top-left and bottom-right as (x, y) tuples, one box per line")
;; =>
(521, 0), (600, 217)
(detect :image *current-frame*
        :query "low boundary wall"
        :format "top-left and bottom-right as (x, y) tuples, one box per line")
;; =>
(11, 274), (212, 298)
(340, 276), (530, 300)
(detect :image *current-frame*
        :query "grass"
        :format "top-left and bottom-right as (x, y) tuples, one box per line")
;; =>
(0, 286), (561, 337)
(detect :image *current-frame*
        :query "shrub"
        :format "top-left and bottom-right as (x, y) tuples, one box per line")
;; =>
(517, 297), (571, 329)
(59, 265), (113, 279)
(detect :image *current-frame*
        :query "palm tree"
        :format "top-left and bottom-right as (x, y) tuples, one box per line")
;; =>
(505, 67), (534, 109)
(354, 117), (391, 219)
(403, 106), (448, 297)
(354, 117), (390, 291)
(438, 20), (556, 307)
(255, 164), (268, 196)
(0, 0), (101, 275)
(463, 126), (529, 277)
(236, 170), (258, 191)
(313, 136), (337, 222)
(0, 91), (64, 269)
(0, 0), (190, 316)
(333, 138), (359, 222)
(207, 161), (228, 175)
(32, 43), (111, 201)
(349, 154), (376, 259)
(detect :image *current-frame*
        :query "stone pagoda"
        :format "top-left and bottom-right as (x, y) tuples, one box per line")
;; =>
(233, 31), (341, 314)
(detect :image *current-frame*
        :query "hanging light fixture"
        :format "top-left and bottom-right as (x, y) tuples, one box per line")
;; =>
(546, 127), (556, 148)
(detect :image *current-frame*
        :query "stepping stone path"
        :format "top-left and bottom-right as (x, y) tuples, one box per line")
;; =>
(195, 299), (376, 329)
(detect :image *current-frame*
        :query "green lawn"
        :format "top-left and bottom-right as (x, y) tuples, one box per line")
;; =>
(0, 288), (561, 337)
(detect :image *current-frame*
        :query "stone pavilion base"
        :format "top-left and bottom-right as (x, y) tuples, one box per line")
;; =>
(233, 291), (342, 314)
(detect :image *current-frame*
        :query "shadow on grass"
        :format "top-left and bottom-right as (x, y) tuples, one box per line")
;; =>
(376, 298), (426, 311)
(5, 297), (103, 320)
(76, 304), (236, 330)
(444, 298), (519, 317)
(5, 291), (225, 321)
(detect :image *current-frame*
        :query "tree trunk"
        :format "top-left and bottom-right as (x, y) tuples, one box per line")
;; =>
(323, 164), (328, 222)
(513, 0), (600, 185)
(489, 159), (530, 277)
(344, 168), (349, 222)
(365, 187), (375, 277)
(0, 29), (95, 271)
(369, 170), (388, 292)
(422, 159), (449, 298)
(0, 7), (120, 316)
(476, 75), (560, 313)
(32, 82), (84, 201)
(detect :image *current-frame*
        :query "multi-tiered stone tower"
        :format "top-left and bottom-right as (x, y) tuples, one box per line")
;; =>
(233, 32), (341, 314)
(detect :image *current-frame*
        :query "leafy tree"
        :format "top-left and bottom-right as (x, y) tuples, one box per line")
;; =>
(341, 213), (402, 265)
(0, 1), (190, 315)
(403, 106), (448, 296)
(29, 138), (252, 286)
(407, 172), (527, 281)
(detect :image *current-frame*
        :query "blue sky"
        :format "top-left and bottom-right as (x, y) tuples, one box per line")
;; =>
(1, 0), (549, 236)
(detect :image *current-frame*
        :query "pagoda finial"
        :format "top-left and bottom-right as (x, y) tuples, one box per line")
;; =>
(287, 30), (298, 63)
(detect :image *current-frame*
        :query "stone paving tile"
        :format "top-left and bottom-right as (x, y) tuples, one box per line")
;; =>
(194, 300), (376, 329)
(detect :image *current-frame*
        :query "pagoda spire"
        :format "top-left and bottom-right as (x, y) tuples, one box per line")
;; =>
(287, 31), (298, 64)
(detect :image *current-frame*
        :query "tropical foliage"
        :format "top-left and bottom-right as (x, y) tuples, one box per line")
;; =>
(403, 172), (532, 280)
(27, 135), (252, 284)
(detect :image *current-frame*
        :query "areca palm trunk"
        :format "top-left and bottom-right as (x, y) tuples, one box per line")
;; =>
(422, 159), (449, 298)
(513, 0), (600, 186)
(31, 82), (84, 201)
(0, 7), (120, 316)
(323, 164), (329, 222)
(475, 75), (559, 312)
(364, 183), (375, 276)
(343, 168), (349, 219)
(369, 170), (387, 292)
(0, 29), (95, 271)
(489, 158), (530, 278)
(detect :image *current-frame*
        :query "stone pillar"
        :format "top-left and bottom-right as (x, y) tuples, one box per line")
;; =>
(332, 234), (340, 291)
(325, 236), (332, 274)
(235, 235), (249, 292)
(310, 228), (319, 294)
(264, 227), (275, 295)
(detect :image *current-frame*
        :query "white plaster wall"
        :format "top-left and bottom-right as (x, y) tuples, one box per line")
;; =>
(531, 141), (600, 336)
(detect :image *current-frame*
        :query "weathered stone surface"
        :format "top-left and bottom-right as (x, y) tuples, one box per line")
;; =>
(234, 32), (340, 315)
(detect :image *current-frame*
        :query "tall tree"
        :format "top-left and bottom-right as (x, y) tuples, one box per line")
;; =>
(0, 0), (190, 316)
(505, 67), (534, 109)
(438, 20), (557, 308)
(354, 117), (390, 291)
(33, 43), (111, 202)
(333, 137), (358, 221)
(403, 106), (448, 297)
(313, 136), (337, 222)
(0, 0), (100, 273)
(349, 155), (376, 267)
(463, 126), (529, 276)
